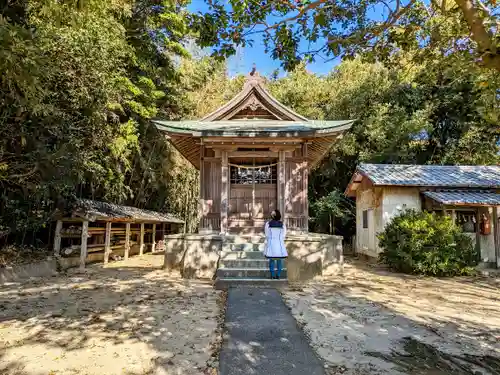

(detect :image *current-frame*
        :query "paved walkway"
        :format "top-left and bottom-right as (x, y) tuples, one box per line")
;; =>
(219, 287), (325, 375)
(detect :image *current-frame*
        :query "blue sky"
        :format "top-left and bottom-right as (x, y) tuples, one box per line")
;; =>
(187, 1), (343, 77)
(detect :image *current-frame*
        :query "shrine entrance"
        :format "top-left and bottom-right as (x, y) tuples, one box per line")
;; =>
(228, 157), (277, 233)
(155, 68), (354, 235)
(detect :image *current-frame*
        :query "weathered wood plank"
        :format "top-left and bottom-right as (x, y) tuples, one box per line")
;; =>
(151, 224), (156, 253)
(124, 223), (131, 260)
(80, 220), (89, 270)
(53, 220), (63, 257)
(220, 150), (229, 234)
(139, 223), (145, 256)
(104, 222), (112, 265)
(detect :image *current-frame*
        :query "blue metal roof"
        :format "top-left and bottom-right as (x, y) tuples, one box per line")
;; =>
(358, 164), (500, 189)
(423, 191), (500, 206)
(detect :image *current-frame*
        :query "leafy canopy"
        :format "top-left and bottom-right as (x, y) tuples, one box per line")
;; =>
(190, 0), (500, 71)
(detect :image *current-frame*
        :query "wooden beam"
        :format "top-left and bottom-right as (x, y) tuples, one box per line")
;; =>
(124, 222), (131, 260)
(53, 220), (63, 257)
(228, 151), (279, 158)
(104, 222), (112, 265)
(139, 223), (145, 255)
(80, 220), (89, 271)
(221, 150), (229, 235)
(151, 224), (157, 253)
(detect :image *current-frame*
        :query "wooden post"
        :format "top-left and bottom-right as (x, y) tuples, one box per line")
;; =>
(139, 223), (145, 255)
(151, 224), (157, 253)
(200, 145), (205, 232)
(278, 150), (286, 221)
(493, 207), (500, 268)
(53, 220), (63, 257)
(476, 209), (481, 263)
(303, 143), (309, 232)
(79, 220), (89, 271)
(220, 150), (229, 235)
(124, 222), (131, 260)
(104, 222), (111, 265)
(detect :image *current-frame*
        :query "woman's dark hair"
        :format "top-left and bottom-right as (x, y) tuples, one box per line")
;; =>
(271, 210), (281, 221)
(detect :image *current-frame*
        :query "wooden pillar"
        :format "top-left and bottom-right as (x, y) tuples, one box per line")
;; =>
(79, 220), (89, 271)
(476, 209), (481, 262)
(199, 145), (205, 232)
(278, 150), (286, 222)
(220, 150), (229, 235)
(493, 206), (500, 268)
(124, 222), (131, 260)
(303, 143), (309, 232)
(151, 224), (157, 253)
(139, 223), (145, 255)
(104, 222), (111, 264)
(53, 220), (63, 257)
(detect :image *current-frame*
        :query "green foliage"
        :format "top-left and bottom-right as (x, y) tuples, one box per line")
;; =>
(310, 190), (354, 235)
(378, 210), (478, 276)
(190, 0), (500, 72)
(0, 0), (203, 242)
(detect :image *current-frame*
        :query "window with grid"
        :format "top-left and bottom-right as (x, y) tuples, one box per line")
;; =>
(230, 164), (277, 184)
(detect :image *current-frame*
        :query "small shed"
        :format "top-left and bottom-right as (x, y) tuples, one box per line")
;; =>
(53, 199), (184, 269)
(345, 164), (500, 267)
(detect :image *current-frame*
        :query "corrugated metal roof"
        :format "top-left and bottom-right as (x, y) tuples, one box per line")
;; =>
(153, 119), (354, 134)
(358, 164), (500, 188)
(74, 199), (184, 223)
(423, 191), (500, 206)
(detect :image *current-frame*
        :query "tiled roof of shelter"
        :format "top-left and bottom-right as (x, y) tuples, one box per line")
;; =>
(345, 164), (500, 197)
(357, 164), (500, 188)
(72, 199), (184, 223)
(422, 191), (500, 206)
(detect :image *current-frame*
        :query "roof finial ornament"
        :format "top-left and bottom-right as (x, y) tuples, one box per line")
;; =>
(245, 63), (264, 88)
(250, 63), (257, 76)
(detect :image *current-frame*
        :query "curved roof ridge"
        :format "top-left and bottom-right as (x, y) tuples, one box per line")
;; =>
(201, 71), (308, 122)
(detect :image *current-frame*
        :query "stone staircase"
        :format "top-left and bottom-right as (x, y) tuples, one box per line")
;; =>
(214, 235), (288, 290)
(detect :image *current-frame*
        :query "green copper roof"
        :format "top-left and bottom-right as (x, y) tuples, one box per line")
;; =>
(153, 119), (354, 136)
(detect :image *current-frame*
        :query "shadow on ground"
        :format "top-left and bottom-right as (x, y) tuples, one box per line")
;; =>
(0, 253), (221, 375)
(284, 257), (500, 375)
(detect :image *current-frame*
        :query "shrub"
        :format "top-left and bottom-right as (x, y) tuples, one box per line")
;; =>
(378, 210), (477, 276)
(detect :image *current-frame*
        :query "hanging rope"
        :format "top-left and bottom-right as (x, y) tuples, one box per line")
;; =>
(228, 162), (278, 169)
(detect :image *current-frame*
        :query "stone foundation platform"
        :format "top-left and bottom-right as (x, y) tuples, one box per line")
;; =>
(163, 233), (343, 281)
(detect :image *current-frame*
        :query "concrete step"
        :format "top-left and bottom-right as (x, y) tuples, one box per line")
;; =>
(223, 235), (265, 244)
(219, 259), (270, 269)
(220, 251), (265, 260)
(216, 268), (288, 279)
(229, 243), (266, 252)
(214, 278), (288, 290)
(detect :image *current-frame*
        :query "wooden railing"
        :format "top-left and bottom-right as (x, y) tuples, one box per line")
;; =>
(200, 215), (220, 232)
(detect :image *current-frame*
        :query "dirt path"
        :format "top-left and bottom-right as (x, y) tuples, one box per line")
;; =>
(0, 253), (222, 375)
(283, 259), (500, 375)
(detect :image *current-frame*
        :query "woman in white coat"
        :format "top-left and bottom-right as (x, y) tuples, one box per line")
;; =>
(264, 210), (288, 279)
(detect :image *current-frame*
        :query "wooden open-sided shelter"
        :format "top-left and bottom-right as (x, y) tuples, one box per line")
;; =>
(53, 199), (183, 269)
(155, 71), (353, 235)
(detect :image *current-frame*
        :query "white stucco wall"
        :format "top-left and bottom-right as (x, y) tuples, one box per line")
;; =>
(356, 186), (421, 258)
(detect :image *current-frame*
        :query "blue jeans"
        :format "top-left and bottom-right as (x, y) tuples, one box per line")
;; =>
(269, 258), (283, 278)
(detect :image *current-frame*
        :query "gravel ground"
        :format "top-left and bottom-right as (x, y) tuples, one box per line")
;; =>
(0, 253), (222, 375)
(282, 259), (500, 375)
